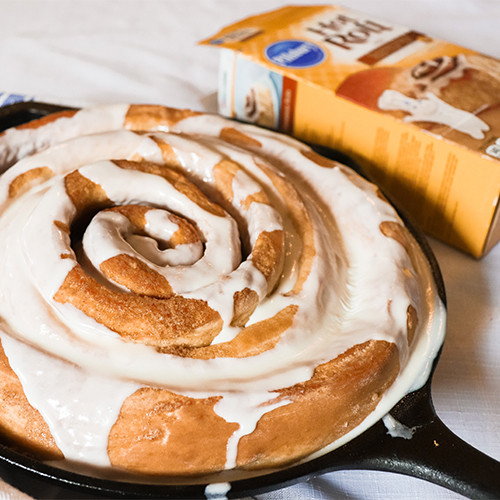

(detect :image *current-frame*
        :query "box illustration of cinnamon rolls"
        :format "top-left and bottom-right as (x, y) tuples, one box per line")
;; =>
(201, 5), (500, 258)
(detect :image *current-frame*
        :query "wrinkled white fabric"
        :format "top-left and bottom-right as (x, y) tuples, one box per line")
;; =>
(0, 480), (31, 500)
(0, 1), (498, 499)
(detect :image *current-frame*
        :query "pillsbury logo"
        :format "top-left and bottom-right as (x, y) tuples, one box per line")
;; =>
(265, 40), (326, 68)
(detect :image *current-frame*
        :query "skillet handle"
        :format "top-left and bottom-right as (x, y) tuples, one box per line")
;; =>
(342, 384), (500, 499)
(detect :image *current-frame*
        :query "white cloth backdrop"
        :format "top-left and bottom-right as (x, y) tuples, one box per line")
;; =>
(0, 1), (499, 499)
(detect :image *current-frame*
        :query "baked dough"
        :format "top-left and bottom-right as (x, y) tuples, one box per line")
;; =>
(0, 104), (436, 477)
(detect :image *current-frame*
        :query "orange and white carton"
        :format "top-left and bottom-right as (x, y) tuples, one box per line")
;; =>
(200, 5), (500, 257)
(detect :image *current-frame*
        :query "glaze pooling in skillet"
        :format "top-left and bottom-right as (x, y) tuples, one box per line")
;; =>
(0, 104), (443, 476)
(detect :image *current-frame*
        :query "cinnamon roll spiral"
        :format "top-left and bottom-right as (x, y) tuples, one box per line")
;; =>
(0, 105), (442, 476)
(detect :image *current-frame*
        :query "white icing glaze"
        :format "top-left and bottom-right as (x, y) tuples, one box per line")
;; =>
(382, 414), (416, 440)
(0, 330), (141, 466)
(80, 159), (241, 293)
(214, 391), (291, 469)
(205, 481), (231, 500)
(0, 104), (130, 172)
(378, 89), (489, 139)
(0, 104), (446, 475)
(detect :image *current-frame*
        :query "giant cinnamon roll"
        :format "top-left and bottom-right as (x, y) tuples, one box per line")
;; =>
(0, 105), (443, 477)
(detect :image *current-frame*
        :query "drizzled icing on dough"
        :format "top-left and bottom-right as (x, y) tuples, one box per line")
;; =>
(0, 105), (445, 475)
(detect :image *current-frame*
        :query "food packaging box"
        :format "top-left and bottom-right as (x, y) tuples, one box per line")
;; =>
(200, 5), (500, 258)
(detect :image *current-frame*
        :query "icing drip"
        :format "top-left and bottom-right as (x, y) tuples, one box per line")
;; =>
(205, 482), (231, 500)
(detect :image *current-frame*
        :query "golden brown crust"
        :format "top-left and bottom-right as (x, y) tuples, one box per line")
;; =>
(8, 166), (53, 198)
(97, 205), (200, 298)
(0, 340), (63, 461)
(54, 265), (223, 348)
(124, 104), (201, 132)
(53, 219), (70, 234)
(113, 159), (227, 218)
(252, 230), (284, 292)
(300, 149), (339, 169)
(151, 137), (184, 169)
(406, 304), (419, 345)
(380, 220), (420, 278)
(107, 339), (398, 475)
(255, 160), (315, 295)
(219, 127), (263, 149)
(212, 158), (286, 295)
(231, 288), (260, 327)
(379, 220), (411, 253)
(64, 170), (112, 215)
(237, 340), (399, 469)
(158, 305), (298, 359)
(108, 204), (200, 247)
(108, 388), (238, 475)
(14, 110), (78, 131)
(380, 220), (420, 346)
(241, 190), (270, 210)
(107, 204), (148, 229)
(100, 254), (174, 298)
(213, 159), (239, 203)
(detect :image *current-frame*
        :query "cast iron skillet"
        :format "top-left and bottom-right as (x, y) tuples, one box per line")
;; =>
(0, 102), (499, 499)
